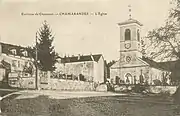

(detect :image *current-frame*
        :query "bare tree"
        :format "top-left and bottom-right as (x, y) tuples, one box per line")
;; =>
(146, 0), (180, 102)
(147, 21), (180, 61)
(146, 0), (180, 61)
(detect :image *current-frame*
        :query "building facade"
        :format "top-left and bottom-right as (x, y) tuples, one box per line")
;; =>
(0, 42), (35, 85)
(110, 18), (170, 85)
(0, 42), (35, 74)
(57, 54), (106, 84)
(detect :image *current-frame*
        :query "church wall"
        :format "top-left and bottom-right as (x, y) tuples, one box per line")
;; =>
(119, 51), (142, 66)
(110, 66), (154, 85)
(110, 68), (120, 84)
(119, 67), (136, 84)
(110, 66), (170, 85)
(135, 66), (151, 84)
(120, 66), (150, 84)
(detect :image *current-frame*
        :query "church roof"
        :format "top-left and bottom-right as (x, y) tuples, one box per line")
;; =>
(118, 18), (143, 26)
(110, 57), (149, 69)
(61, 54), (103, 63)
(110, 56), (175, 72)
(142, 56), (177, 72)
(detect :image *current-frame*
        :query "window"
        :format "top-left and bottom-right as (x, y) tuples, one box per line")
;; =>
(11, 49), (16, 55)
(125, 29), (131, 41)
(137, 29), (140, 42)
(12, 60), (17, 67)
(18, 61), (20, 67)
(25, 61), (28, 66)
(23, 51), (28, 56)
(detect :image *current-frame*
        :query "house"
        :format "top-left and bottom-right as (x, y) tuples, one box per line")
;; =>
(0, 42), (34, 74)
(110, 18), (171, 85)
(57, 54), (106, 84)
(0, 42), (35, 86)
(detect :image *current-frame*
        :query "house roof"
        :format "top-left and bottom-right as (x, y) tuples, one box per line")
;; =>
(0, 42), (31, 58)
(141, 56), (177, 72)
(61, 54), (103, 63)
(118, 18), (143, 26)
(110, 56), (174, 71)
(1, 60), (11, 70)
(110, 57), (149, 69)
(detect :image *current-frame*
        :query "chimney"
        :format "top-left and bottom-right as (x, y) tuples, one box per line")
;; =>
(90, 53), (94, 61)
(78, 54), (80, 60)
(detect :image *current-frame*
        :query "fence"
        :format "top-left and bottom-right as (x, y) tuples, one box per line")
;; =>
(51, 72), (94, 82)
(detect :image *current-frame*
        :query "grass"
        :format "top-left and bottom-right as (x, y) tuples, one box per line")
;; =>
(1, 94), (180, 116)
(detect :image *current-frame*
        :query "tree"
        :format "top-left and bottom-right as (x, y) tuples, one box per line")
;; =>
(107, 60), (116, 78)
(146, 0), (180, 61)
(23, 62), (34, 76)
(107, 60), (116, 67)
(146, 0), (180, 79)
(146, 0), (180, 102)
(28, 20), (60, 71)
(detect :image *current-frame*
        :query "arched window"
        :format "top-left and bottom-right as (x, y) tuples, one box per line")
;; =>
(125, 73), (132, 84)
(137, 29), (140, 42)
(125, 29), (131, 41)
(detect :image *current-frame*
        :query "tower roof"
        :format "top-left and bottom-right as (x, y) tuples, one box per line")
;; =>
(118, 18), (143, 26)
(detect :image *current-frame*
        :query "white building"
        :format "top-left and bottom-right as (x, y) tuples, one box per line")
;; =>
(56, 54), (106, 84)
(110, 18), (171, 85)
(0, 42), (35, 76)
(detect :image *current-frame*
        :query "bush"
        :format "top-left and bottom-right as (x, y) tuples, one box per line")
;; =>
(173, 86), (180, 104)
(132, 84), (147, 93)
(106, 81), (114, 91)
(159, 91), (171, 96)
(153, 79), (162, 86)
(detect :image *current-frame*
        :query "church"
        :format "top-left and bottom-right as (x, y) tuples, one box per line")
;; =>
(110, 17), (170, 85)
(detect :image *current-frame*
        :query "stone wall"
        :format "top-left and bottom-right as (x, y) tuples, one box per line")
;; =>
(9, 77), (96, 91)
(9, 77), (35, 89)
(148, 86), (177, 95)
(47, 79), (95, 91)
(114, 85), (177, 95)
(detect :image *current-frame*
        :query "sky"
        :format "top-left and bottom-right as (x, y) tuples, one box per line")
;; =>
(0, 0), (173, 62)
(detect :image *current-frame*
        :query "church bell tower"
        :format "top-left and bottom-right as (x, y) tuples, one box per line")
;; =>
(110, 5), (146, 85)
(118, 5), (143, 64)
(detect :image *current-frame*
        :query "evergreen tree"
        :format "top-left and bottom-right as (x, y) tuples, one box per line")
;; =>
(28, 20), (60, 71)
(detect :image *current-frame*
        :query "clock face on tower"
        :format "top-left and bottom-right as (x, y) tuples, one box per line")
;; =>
(124, 43), (131, 49)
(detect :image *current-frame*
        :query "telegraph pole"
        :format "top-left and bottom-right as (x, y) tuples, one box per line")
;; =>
(35, 32), (38, 90)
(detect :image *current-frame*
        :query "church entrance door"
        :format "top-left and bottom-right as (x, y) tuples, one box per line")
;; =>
(125, 73), (133, 84)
